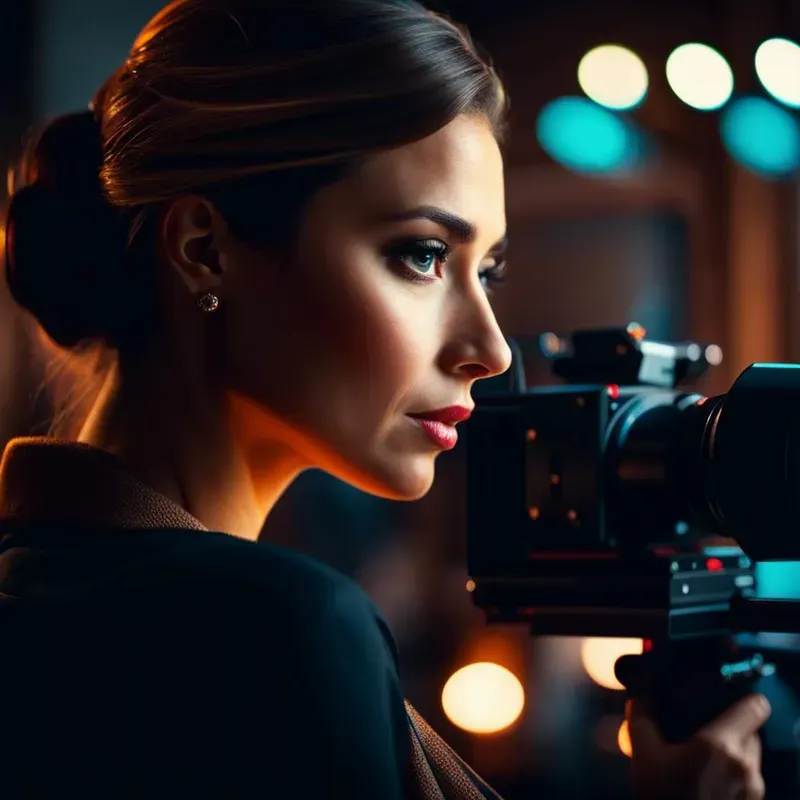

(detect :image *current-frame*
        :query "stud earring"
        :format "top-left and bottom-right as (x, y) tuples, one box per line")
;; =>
(197, 292), (220, 313)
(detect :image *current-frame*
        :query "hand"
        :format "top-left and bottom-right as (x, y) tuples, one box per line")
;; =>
(627, 693), (771, 800)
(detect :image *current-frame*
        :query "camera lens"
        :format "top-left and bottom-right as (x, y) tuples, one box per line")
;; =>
(604, 389), (710, 547)
(704, 364), (800, 560)
(605, 364), (800, 560)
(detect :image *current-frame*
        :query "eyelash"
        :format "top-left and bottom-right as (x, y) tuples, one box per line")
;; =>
(481, 260), (508, 292)
(386, 238), (508, 291)
(387, 239), (449, 283)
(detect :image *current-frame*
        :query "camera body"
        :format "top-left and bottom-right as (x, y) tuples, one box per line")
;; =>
(466, 325), (800, 640)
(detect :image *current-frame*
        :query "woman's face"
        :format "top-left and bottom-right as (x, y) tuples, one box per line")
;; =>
(220, 115), (511, 500)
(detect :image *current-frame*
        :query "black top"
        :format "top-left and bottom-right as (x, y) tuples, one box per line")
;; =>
(0, 440), (411, 799)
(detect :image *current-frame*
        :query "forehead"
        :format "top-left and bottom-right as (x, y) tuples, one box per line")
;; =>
(325, 116), (506, 239)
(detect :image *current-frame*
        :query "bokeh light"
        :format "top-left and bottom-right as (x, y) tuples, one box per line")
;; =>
(441, 662), (525, 734)
(720, 96), (800, 177)
(536, 97), (644, 174)
(618, 719), (633, 757)
(666, 43), (734, 110)
(578, 45), (649, 110)
(705, 344), (723, 366)
(755, 38), (800, 108)
(580, 637), (643, 690)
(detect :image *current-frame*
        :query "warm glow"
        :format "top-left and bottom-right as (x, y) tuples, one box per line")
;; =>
(705, 344), (723, 365)
(578, 45), (649, 110)
(618, 719), (633, 757)
(441, 662), (525, 734)
(755, 38), (800, 108)
(666, 43), (734, 110)
(627, 321), (647, 340)
(580, 637), (643, 690)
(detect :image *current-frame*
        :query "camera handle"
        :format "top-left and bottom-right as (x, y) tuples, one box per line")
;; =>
(614, 637), (773, 743)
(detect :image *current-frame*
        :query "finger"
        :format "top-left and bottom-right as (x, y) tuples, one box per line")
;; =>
(697, 735), (763, 800)
(742, 732), (762, 772)
(696, 694), (770, 744)
(696, 747), (762, 800)
(734, 770), (766, 800)
(735, 735), (765, 800)
(744, 772), (766, 800)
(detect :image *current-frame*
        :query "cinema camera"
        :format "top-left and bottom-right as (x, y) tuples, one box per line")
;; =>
(467, 324), (800, 742)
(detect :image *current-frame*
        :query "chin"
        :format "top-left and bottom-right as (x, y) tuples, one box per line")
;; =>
(343, 453), (437, 502)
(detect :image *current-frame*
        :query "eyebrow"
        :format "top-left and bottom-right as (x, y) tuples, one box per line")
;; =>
(388, 205), (478, 244)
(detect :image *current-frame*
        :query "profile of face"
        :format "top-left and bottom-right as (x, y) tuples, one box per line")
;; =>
(166, 114), (511, 501)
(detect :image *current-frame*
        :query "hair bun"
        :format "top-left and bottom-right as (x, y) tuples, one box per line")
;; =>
(4, 111), (130, 348)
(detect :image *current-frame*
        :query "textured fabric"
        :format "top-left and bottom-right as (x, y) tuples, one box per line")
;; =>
(0, 437), (503, 798)
(0, 438), (206, 531)
(406, 702), (504, 800)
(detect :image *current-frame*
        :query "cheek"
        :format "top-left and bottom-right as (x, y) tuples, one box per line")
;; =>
(223, 251), (433, 437)
(297, 269), (429, 422)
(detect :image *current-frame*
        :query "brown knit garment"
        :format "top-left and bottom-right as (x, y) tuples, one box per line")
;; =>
(406, 702), (504, 799)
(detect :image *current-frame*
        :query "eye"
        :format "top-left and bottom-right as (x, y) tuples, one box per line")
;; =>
(386, 239), (449, 282)
(479, 258), (508, 293)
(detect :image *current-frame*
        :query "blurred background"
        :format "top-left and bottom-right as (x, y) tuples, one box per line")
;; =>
(1, 0), (800, 797)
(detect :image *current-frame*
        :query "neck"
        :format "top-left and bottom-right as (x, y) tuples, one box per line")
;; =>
(78, 355), (308, 541)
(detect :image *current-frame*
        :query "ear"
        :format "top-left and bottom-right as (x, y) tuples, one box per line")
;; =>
(160, 195), (231, 295)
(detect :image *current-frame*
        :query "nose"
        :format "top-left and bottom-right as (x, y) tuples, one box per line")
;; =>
(439, 289), (512, 382)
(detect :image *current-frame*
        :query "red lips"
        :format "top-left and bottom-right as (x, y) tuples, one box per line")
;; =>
(407, 406), (473, 450)
(408, 406), (473, 424)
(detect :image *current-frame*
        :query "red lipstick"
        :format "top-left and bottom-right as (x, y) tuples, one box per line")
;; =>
(407, 406), (473, 450)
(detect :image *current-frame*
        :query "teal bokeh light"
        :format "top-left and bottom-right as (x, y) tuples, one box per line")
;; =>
(536, 96), (643, 175)
(720, 96), (800, 177)
(758, 563), (800, 599)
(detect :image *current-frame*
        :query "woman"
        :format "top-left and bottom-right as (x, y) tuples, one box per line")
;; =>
(0, 1), (769, 797)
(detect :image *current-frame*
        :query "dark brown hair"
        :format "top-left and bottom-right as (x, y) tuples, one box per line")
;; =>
(4, 0), (507, 351)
